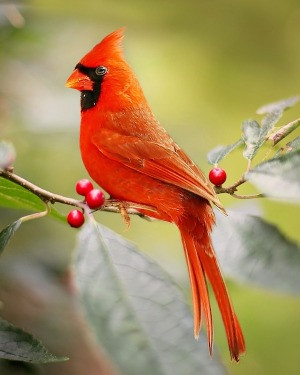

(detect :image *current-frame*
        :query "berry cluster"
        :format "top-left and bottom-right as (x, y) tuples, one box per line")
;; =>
(67, 179), (105, 228)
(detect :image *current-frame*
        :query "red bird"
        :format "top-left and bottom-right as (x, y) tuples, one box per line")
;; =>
(66, 29), (245, 361)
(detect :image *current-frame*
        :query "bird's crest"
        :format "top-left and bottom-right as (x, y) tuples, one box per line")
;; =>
(80, 28), (125, 67)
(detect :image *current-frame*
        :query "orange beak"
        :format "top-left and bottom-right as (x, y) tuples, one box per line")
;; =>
(65, 69), (93, 91)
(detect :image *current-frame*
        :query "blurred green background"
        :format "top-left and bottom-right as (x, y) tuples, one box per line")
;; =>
(0, 0), (300, 374)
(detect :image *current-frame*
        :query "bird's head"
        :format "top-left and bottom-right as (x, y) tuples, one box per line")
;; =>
(66, 28), (145, 111)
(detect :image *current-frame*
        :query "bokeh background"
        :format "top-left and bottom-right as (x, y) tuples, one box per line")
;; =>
(0, 0), (300, 374)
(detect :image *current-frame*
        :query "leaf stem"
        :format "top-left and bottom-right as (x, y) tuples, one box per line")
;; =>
(20, 203), (50, 223)
(246, 159), (252, 173)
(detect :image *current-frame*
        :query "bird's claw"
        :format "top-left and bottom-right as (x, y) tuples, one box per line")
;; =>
(118, 202), (131, 228)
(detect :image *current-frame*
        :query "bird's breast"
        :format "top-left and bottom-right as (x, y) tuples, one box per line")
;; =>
(79, 118), (184, 222)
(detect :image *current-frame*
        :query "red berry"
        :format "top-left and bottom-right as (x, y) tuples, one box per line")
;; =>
(76, 179), (94, 196)
(67, 209), (85, 228)
(209, 167), (227, 186)
(86, 189), (105, 209)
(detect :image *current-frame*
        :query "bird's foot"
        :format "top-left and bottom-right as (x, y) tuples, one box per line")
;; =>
(118, 201), (131, 228)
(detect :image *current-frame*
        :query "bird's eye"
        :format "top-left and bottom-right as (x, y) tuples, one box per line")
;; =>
(95, 66), (108, 76)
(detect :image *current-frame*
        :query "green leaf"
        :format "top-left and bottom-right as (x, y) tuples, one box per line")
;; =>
(213, 209), (300, 295)
(260, 110), (283, 138)
(286, 136), (300, 152)
(75, 222), (226, 375)
(272, 148), (284, 158)
(256, 95), (299, 114)
(0, 177), (64, 221)
(207, 139), (243, 165)
(241, 119), (261, 160)
(0, 177), (46, 211)
(0, 142), (16, 170)
(0, 318), (67, 363)
(242, 112), (282, 161)
(0, 220), (21, 255)
(245, 150), (300, 201)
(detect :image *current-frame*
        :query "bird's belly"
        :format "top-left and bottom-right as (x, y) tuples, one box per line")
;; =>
(81, 143), (181, 221)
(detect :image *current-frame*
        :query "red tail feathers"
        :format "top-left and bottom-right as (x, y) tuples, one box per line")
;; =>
(180, 228), (245, 361)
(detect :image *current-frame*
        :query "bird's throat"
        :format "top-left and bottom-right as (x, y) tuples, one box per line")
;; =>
(80, 83), (101, 111)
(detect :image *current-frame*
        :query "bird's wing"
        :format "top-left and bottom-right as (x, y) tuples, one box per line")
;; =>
(92, 128), (225, 211)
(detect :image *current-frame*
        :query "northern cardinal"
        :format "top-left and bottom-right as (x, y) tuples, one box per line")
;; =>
(66, 29), (245, 361)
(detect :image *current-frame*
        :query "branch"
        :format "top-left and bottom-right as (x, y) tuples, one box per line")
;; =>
(214, 176), (246, 195)
(0, 169), (156, 219)
(230, 192), (264, 199)
(213, 176), (263, 199)
(268, 118), (300, 146)
(0, 165), (262, 218)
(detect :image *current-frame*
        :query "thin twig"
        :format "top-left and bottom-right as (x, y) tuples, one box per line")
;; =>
(268, 117), (300, 145)
(0, 168), (83, 207)
(214, 175), (264, 200)
(230, 192), (264, 199)
(214, 176), (246, 195)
